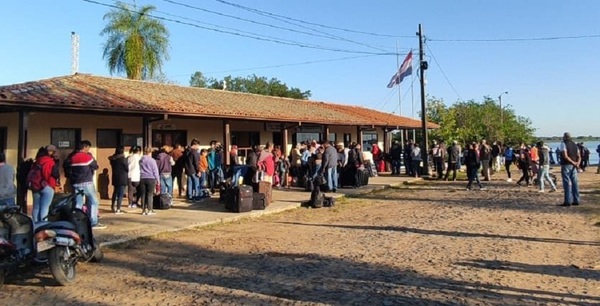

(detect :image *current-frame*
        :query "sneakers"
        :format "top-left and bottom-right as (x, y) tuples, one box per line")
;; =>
(114, 209), (124, 215)
(506, 178), (513, 182)
(549, 188), (557, 193)
(147, 210), (156, 215)
(479, 187), (487, 191)
(128, 203), (138, 208)
(142, 210), (148, 215)
(93, 223), (107, 230)
(538, 190), (545, 193)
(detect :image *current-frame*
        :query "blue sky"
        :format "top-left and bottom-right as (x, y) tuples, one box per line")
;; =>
(1, 0), (598, 137)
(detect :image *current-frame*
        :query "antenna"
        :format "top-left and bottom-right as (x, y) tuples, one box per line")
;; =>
(71, 32), (80, 74)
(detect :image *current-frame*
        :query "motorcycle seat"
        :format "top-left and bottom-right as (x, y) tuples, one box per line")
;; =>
(35, 221), (77, 232)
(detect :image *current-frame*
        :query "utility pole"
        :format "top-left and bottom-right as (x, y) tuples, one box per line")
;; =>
(417, 24), (429, 176)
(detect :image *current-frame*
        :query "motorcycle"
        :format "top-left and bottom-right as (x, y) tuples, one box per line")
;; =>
(0, 191), (103, 286)
(0, 203), (36, 286)
(34, 192), (103, 286)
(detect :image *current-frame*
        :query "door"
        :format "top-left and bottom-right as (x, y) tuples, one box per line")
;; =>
(152, 130), (187, 148)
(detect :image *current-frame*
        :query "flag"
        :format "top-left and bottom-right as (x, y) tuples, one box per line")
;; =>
(386, 51), (413, 88)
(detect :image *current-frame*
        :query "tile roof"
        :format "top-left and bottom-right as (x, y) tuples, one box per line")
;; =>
(0, 74), (437, 129)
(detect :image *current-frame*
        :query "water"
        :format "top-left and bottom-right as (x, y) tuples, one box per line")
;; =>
(546, 141), (599, 165)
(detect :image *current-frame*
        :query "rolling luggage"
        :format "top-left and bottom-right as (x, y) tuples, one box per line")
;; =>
(252, 181), (272, 205)
(225, 185), (253, 213)
(309, 188), (324, 208)
(153, 193), (172, 210)
(252, 192), (267, 210)
(340, 167), (356, 187)
(361, 169), (370, 186)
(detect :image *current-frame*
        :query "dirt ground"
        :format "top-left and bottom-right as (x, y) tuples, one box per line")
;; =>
(1, 172), (599, 306)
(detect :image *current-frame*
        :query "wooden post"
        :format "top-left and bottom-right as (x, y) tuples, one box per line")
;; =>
(324, 125), (330, 143)
(223, 120), (231, 166)
(282, 126), (289, 157)
(383, 127), (390, 153)
(17, 111), (28, 214)
(356, 126), (363, 147)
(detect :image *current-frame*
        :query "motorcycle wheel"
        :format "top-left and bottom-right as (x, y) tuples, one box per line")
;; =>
(48, 246), (76, 286)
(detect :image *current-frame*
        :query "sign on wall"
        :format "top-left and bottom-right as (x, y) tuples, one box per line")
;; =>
(265, 122), (282, 132)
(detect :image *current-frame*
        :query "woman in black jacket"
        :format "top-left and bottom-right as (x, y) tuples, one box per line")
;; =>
(109, 146), (129, 214)
(465, 142), (485, 190)
(517, 147), (533, 186)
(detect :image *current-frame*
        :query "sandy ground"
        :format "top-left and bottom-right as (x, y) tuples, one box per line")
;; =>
(1, 171), (599, 306)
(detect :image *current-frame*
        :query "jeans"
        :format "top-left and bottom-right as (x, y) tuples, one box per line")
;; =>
(127, 179), (139, 205)
(32, 186), (54, 223)
(538, 165), (556, 191)
(412, 160), (421, 177)
(208, 168), (223, 192)
(231, 165), (250, 187)
(187, 174), (200, 200)
(111, 185), (126, 211)
(73, 183), (99, 226)
(466, 165), (482, 189)
(0, 197), (15, 207)
(312, 164), (322, 179)
(160, 174), (173, 196)
(561, 164), (580, 204)
(325, 167), (338, 191)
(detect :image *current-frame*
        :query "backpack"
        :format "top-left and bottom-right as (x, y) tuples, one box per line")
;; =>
(27, 163), (47, 191)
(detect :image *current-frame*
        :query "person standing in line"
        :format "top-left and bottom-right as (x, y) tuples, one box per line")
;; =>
(516, 147), (533, 187)
(0, 152), (16, 207)
(389, 141), (402, 176)
(479, 139), (492, 181)
(404, 140), (414, 176)
(170, 144), (185, 197)
(64, 140), (104, 229)
(109, 146), (128, 214)
(183, 139), (201, 202)
(127, 146), (142, 208)
(596, 143), (600, 174)
(536, 141), (557, 193)
(559, 132), (581, 207)
(444, 141), (459, 181)
(320, 141), (338, 192)
(156, 146), (175, 197)
(139, 147), (160, 215)
(465, 142), (485, 190)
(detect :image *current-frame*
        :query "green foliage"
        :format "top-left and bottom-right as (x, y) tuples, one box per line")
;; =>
(425, 96), (535, 146)
(100, 1), (170, 80)
(189, 72), (311, 99)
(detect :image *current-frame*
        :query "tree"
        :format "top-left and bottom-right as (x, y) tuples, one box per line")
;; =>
(424, 96), (535, 146)
(100, 1), (170, 80)
(189, 72), (312, 99)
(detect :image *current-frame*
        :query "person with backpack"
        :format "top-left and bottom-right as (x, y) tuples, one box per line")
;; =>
(64, 140), (104, 229)
(504, 145), (516, 182)
(109, 146), (128, 214)
(29, 146), (59, 223)
(0, 152), (16, 207)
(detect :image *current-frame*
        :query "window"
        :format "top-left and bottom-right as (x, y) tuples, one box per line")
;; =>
(272, 132), (282, 146)
(362, 132), (378, 151)
(51, 128), (81, 150)
(231, 131), (260, 148)
(97, 129), (122, 148)
(122, 133), (143, 148)
(293, 132), (321, 145)
(328, 133), (336, 143)
(343, 133), (351, 147)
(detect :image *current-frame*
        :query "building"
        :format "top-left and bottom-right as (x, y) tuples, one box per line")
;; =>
(0, 73), (437, 206)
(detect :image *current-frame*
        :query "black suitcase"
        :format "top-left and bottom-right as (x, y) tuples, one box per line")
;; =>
(153, 193), (172, 210)
(324, 196), (336, 207)
(357, 168), (369, 186)
(340, 167), (356, 187)
(252, 192), (267, 210)
(226, 185), (253, 213)
(309, 188), (324, 208)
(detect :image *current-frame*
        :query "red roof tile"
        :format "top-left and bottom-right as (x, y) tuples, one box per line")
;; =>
(0, 74), (438, 128)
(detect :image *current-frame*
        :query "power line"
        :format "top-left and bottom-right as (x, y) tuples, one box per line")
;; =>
(162, 0), (392, 53)
(81, 0), (395, 55)
(168, 54), (382, 78)
(214, 0), (413, 39)
(428, 34), (600, 42)
(425, 42), (462, 101)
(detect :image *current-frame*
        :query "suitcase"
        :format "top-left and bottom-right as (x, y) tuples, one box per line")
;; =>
(358, 169), (370, 186)
(252, 192), (267, 210)
(153, 193), (172, 210)
(226, 185), (253, 213)
(254, 181), (273, 205)
(340, 167), (356, 187)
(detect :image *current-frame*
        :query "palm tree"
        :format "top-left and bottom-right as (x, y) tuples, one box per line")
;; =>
(100, 1), (170, 80)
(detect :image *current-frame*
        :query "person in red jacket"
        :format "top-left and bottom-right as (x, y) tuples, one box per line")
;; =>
(257, 143), (275, 183)
(31, 145), (60, 223)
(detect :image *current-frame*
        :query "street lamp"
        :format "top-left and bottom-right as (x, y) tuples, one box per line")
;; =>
(498, 91), (508, 126)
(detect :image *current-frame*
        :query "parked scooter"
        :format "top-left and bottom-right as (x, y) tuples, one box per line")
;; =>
(0, 192), (103, 286)
(0, 203), (36, 286)
(35, 192), (103, 285)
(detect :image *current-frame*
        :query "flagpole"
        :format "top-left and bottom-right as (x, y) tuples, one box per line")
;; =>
(396, 42), (404, 152)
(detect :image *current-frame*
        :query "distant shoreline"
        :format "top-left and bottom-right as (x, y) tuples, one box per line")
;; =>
(538, 137), (599, 142)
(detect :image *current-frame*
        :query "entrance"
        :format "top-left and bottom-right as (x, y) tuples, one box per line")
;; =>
(0, 127), (6, 153)
(152, 130), (187, 148)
